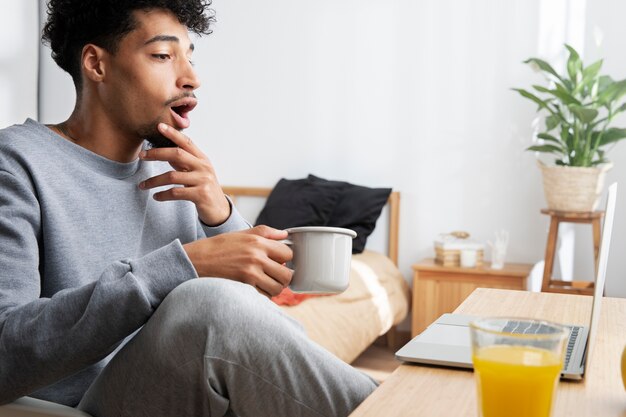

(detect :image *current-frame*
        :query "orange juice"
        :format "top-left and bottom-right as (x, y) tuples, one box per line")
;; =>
(621, 345), (626, 389)
(473, 345), (562, 417)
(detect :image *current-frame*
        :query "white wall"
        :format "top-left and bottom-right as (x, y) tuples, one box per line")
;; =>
(0, 1), (38, 127)
(30, 0), (626, 297)
(192, 0), (545, 274)
(582, 0), (626, 298)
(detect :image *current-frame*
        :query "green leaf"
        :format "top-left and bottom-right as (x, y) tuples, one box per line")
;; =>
(591, 131), (601, 147)
(569, 105), (598, 123)
(531, 85), (556, 105)
(545, 114), (560, 130)
(590, 78), (600, 98)
(614, 102), (626, 114)
(577, 59), (603, 97)
(512, 88), (550, 111)
(537, 132), (561, 143)
(591, 148), (608, 166)
(523, 58), (564, 83)
(597, 75), (614, 94)
(562, 79), (574, 92)
(555, 83), (582, 105)
(582, 59), (603, 83)
(611, 79), (626, 102)
(596, 149), (606, 161)
(561, 125), (573, 149)
(532, 85), (551, 93)
(599, 127), (626, 146)
(526, 144), (564, 154)
(565, 44), (583, 84)
(597, 79), (626, 105)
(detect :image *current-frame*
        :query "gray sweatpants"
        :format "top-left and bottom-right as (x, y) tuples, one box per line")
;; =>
(77, 279), (377, 417)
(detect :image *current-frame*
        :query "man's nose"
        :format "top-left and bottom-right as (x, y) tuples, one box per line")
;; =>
(178, 61), (201, 91)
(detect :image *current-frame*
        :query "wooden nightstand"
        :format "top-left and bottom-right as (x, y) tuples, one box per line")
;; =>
(411, 258), (533, 336)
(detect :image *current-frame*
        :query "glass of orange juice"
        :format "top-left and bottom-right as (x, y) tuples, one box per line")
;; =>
(470, 318), (568, 417)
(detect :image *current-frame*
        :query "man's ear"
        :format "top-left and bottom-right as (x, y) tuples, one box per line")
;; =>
(81, 44), (108, 83)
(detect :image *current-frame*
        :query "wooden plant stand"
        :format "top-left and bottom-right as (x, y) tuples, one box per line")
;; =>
(540, 209), (604, 295)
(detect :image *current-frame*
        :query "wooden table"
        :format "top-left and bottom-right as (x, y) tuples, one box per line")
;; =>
(412, 260), (533, 336)
(350, 288), (626, 416)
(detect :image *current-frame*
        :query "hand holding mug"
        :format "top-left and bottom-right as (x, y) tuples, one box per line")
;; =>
(183, 225), (293, 298)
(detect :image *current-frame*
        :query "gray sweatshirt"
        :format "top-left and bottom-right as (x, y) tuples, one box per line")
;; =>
(0, 119), (250, 406)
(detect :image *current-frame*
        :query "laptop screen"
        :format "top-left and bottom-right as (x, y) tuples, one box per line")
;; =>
(582, 182), (617, 370)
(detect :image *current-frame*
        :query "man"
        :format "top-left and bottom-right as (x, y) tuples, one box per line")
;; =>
(0, 1), (376, 416)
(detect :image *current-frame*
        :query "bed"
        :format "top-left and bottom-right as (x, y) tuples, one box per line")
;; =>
(223, 186), (410, 364)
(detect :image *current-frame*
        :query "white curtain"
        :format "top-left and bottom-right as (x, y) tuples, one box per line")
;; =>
(0, 1), (39, 127)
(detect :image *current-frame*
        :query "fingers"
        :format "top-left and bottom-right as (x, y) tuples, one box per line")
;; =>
(242, 226), (292, 265)
(139, 170), (217, 202)
(254, 236), (293, 295)
(139, 123), (212, 169)
(138, 123), (230, 225)
(262, 259), (293, 287)
(139, 145), (201, 172)
(151, 186), (199, 202)
(240, 230), (293, 286)
(256, 287), (273, 299)
(245, 225), (289, 242)
(255, 269), (289, 297)
(183, 228), (293, 298)
(266, 239), (293, 265)
(140, 170), (196, 189)
(156, 123), (206, 159)
(139, 170), (210, 202)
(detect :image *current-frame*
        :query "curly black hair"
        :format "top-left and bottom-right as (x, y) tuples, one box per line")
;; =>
(42, 0), (215, 91)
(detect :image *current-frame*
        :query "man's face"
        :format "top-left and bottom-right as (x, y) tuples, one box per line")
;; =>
(100, 9), (200, 147)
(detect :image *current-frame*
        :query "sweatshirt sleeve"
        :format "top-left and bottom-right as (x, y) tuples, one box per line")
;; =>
(0, 170), (198, 404)
(197, 195), (252, 239)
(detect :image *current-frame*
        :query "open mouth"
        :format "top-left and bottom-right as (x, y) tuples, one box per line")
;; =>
(168, 98), (197, 129)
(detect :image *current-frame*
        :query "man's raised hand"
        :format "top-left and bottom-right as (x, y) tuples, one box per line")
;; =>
(138, 122), (230, 226)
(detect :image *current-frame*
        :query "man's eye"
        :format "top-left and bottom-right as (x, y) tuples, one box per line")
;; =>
(152, 54), (170, 60)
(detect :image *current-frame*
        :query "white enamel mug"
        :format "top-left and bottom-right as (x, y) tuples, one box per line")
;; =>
(284, 226), (357, 293)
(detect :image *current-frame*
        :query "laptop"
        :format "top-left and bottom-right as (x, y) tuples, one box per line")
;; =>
(396, 182), (618, 380)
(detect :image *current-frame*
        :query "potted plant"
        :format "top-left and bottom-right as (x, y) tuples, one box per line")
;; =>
(514, 44), (626, 211)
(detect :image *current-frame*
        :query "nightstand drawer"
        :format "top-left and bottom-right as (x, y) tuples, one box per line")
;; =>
(411, 258), (532, 336)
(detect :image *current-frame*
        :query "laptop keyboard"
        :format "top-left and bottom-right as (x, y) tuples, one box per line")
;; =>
(502, 320), (556, 334)
(502, 320), (580, 370)
(564, 326), (579, 369)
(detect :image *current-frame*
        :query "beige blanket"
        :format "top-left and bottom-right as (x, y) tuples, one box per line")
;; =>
(280, 250), (410, 363)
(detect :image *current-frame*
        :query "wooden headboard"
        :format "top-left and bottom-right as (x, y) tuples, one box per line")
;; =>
(222, 186), (400, 266)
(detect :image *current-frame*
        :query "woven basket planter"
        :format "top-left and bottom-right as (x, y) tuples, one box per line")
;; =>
(538, 161), (612, 212)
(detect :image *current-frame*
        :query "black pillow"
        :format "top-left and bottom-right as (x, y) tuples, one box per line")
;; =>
(308, 174), (392, 254)
(255, 178), (344, 229)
